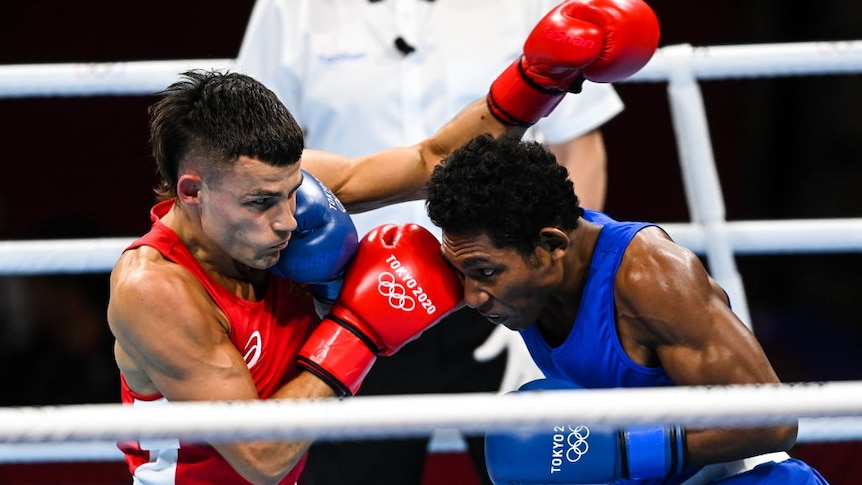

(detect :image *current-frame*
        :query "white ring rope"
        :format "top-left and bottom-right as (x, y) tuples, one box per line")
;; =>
(0, 383), (860, 442)
(0, 382), (859, 463)
(0, 59), (233, 98)
(0, 238), (132, 275)
(633, 41), (862, 81)
(2, 218), (862, 275)
(1, 41), (860, 98)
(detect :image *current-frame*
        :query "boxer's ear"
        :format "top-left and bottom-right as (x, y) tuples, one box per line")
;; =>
(177, 174), (202, 205)
(530, 227), (570, 269)
(538, 227), (570, 254)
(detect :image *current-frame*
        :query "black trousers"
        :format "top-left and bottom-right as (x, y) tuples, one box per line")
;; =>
(301, 307), (506, 485)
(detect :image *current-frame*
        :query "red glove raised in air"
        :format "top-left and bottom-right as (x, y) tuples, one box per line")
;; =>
(297, 224), (463, 396)
(488, 0), (661, 126)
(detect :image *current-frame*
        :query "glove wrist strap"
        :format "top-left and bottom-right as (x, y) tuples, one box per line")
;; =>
(487, 59), (565, 127)
(624, 425), (686, 479)
(297, 318), (378, 396)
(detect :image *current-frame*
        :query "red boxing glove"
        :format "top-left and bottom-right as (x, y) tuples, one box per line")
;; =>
(488, 0), (660, 126)
(297, 224), (463, 396)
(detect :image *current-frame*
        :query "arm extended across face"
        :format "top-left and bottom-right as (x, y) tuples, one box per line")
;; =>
(301, 99), (518, 214)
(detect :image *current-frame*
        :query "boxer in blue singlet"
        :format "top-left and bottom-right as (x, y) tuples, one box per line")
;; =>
(425, 134), (830, 485)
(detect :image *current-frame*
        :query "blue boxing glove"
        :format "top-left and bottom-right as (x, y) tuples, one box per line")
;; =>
(269, 170), (358, 303)
(485, 378), (686, 484)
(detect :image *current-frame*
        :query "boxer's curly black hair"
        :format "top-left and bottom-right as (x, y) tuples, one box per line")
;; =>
(149, 69), (304, 200)
(426, 134), (583, 256)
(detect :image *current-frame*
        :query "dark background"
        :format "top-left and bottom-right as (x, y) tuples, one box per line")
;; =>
(0, 1), (860, 483)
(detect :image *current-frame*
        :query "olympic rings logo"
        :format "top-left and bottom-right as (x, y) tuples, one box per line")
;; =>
(565, 425), (590, 462)
(377, 272), (416, 312)
(551, 424), (591, 472)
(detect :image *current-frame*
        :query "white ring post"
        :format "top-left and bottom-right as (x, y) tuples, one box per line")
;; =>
(662, 44), (752, 327)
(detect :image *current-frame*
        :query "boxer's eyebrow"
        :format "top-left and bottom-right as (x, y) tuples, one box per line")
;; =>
(461, 256), (494, 271)
(288, 173), (304, 197)
(461, 256), (502, 273)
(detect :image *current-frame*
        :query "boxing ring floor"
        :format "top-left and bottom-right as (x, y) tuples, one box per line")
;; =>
(1, 39), (862, 484)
